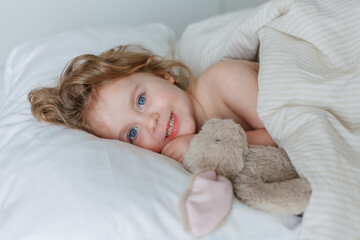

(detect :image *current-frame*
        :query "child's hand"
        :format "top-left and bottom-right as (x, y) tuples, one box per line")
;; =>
(161, 134), (195, 164)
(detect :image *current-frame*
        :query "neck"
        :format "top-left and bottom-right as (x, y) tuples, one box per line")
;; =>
(186, 84), (208, 133)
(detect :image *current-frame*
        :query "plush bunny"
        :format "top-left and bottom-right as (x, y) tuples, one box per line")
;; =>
(180, 119), (311, 237)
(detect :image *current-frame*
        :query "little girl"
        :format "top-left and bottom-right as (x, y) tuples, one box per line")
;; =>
(28, 44), (275, 163)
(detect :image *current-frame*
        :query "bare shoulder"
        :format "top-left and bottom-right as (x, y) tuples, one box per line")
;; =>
(195, 60), (264, 130)
(201, 60), (259, 77)
(196, 60), (259, 92)
(199, 60), (258, 83)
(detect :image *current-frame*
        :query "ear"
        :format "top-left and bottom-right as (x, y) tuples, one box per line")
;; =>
(180, 170), (233, 237)
(155, 70), (175, 84)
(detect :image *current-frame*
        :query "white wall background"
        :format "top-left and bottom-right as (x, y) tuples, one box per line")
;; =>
(0, 0), (268, 70)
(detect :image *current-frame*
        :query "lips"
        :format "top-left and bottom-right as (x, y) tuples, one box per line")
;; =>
(165, 112), (178, 141)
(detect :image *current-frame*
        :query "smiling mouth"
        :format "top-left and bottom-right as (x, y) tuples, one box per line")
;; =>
(165, 112), (178, 141)
(166, 113), (175, 137)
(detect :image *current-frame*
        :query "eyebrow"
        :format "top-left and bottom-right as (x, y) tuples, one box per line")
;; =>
(119, 83), (140, 142)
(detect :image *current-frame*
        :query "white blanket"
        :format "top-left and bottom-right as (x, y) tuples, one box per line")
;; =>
(180, 0), (360, 239)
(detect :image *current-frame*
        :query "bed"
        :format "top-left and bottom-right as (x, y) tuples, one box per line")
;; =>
(0, 69), (4, 106)
(1, 0), (359, 239)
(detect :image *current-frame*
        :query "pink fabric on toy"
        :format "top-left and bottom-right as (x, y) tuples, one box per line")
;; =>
(185, 170), (233, 237)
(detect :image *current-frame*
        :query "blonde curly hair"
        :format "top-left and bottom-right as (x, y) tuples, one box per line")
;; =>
(28, 44), (192, 135)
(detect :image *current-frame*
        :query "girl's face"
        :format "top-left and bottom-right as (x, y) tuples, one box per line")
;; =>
(90, 72), (197, 153)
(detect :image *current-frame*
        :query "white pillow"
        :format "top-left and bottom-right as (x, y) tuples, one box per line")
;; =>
(2, 24), (175, 108)
(179, 7), (261, 78)
(0, 23), (301, 240)
(0, 68), (4, 106)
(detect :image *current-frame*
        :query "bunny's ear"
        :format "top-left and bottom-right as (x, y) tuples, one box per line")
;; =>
(179, 170), (233, 237)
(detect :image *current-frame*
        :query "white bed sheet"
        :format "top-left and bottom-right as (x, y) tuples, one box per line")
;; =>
(0, 68), (4, 106)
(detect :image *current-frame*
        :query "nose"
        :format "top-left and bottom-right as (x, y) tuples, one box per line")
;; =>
(145, 112), (159, 134)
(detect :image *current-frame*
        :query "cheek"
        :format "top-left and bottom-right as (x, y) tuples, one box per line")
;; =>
(179, 116), (196, 135)
(136, 138), (164, 153)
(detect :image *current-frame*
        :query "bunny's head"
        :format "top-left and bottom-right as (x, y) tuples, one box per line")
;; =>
(183, 119), (249, 179)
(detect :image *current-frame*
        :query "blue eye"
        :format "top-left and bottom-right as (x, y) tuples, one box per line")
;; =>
(128, 127), (138, 142)
(138, 94), (146, 109)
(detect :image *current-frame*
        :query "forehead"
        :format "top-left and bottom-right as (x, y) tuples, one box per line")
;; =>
(94, 72), (155, 107)
(102, 76), (128, 97)
(89, 75), (134, 138)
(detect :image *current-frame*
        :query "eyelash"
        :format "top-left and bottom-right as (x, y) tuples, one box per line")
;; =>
(137, 93), (146, 110)
(127, 93), (146, 143)
(128, 127), (138, 142)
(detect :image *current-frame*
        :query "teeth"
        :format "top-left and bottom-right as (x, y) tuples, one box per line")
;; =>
(167, 126), (173, 137)
(166, 113), (174, 137)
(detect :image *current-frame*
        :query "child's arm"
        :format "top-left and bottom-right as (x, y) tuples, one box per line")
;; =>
(161, 129), (276, 164)
(161, 134), (195, 163)
(246, 128), (276, 146)
(198, 60), (275, 147)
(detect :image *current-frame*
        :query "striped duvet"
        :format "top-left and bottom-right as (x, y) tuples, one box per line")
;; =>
(180, 0), (360, 239)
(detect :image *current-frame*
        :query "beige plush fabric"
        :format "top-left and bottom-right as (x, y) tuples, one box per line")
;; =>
(183, 119), (311, 215)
